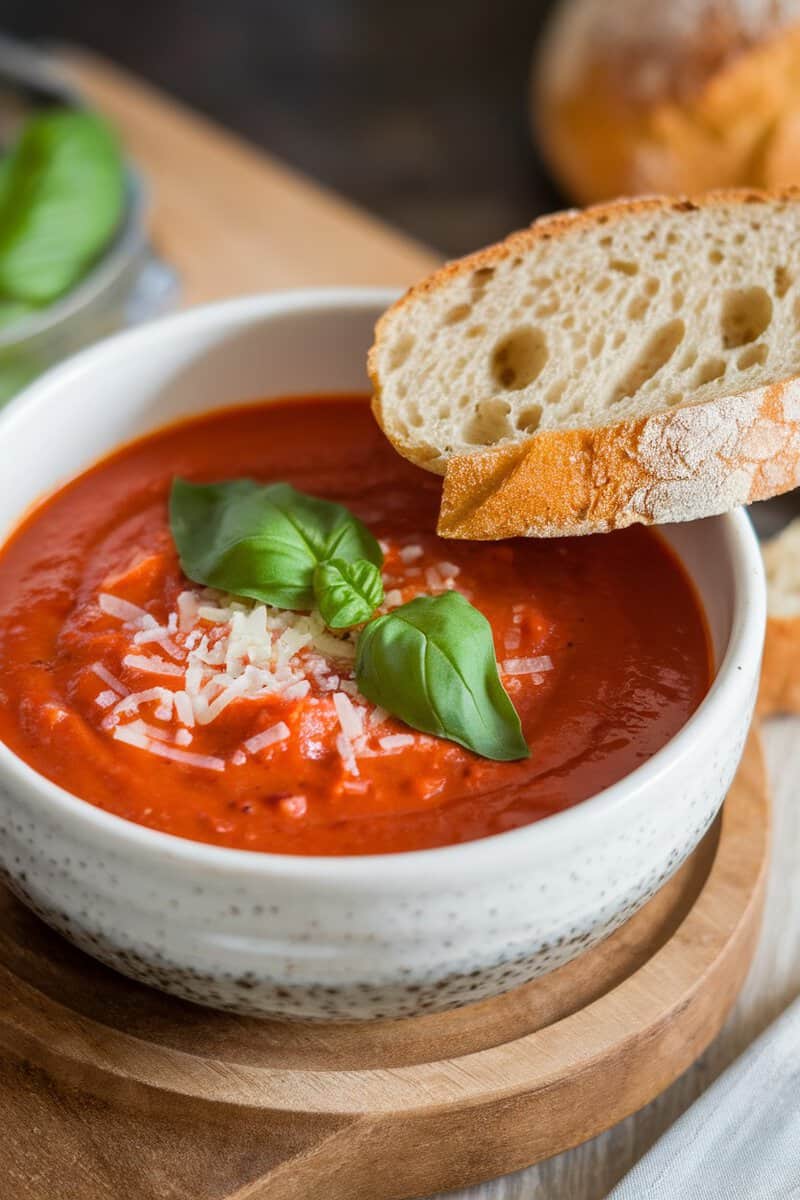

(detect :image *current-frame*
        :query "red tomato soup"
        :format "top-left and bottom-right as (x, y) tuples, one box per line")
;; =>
(0, 396), (712, 855)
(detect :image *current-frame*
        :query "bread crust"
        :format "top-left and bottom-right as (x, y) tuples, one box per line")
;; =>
(370, 189), (800, 538)
(437, 377), (800, 537)
(759, 614), (800, 716)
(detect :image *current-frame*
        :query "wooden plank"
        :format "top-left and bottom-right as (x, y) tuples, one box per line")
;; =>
(0, 733), (767, 1199)
(59, 48), (440, 305)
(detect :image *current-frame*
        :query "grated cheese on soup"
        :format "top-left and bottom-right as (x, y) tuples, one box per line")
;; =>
(93, 555), (550, 774)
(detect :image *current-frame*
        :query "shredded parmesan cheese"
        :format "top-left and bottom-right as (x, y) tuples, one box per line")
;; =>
(243, 722), (291, 755)
(336, 731), (360, 777)
(91, 536), (515, 775)
(177, 591), (199, 630)
(113, 722), (225, 771)
(132, 627), (183, 658)
(379, 734), (415, 751)
(90, 663), (128, 696)
(333, 691), (364, 740)
(134, 720), (174, 742)
(284, 679), (311, 701)
(114, 686), (175, 716)
(99, 593), (156, 628)
(173, 690), (195, 727)
(123, 653), (184, 677)
(279, 795), (308, 818)
(502, 656), (553, 675)
(437, 561), (460, 578)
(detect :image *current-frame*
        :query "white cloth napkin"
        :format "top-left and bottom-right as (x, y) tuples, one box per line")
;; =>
(607, 997), (800, 1199)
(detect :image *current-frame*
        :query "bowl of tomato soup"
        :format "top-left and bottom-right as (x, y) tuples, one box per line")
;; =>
(0, 291), (765, 1019)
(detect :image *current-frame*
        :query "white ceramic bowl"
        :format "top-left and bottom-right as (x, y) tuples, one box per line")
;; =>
(0, 290), (766, 1020)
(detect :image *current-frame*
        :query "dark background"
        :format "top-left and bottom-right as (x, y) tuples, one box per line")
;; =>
(3, 0), (562, 255)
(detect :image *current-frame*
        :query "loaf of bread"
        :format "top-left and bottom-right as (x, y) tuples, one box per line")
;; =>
(760, 516), (800, 715)
(369, 190), (800, 539)
(534, 0), (800, 204)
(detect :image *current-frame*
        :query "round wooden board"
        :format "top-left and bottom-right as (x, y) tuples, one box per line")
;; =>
(0, 729), (769, 1200)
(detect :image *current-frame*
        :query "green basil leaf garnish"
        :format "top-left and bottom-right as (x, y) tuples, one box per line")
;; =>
(169, 477), (529, 762)
(313, 558), (384, 628)
(0, 108), (125, 305)
(355, 591), (529, 761)
(169, 478), (383, 610)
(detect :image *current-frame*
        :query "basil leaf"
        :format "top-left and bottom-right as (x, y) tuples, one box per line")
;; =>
(0, 108), (125, 304)
(169, 478), (383, 610)
(314, 558), (384, 628)
(355, 591), (529, 761)
(0, 154), (13, 210)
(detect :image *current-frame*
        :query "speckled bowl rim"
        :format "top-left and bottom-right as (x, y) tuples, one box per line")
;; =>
(0, 288), (767, 886)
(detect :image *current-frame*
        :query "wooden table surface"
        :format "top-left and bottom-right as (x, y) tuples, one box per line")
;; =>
(14, 47), (796, 1200)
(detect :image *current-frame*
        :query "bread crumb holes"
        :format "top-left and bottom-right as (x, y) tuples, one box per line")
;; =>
(721, 287), (772, 348)
(490, 327), (549, 390)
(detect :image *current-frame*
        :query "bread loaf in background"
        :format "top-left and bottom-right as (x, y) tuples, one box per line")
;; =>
(534, 0), (800, 204)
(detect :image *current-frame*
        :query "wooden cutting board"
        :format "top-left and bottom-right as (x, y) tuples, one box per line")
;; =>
(0, 731), (768, 1200)
(0, 49), (770, 1200)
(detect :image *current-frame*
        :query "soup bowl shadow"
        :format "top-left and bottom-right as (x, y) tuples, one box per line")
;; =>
(0, 290), (766, 1020)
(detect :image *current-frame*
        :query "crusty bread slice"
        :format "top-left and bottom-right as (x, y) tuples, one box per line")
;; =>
(760, 516), (800, 715)
(369, 190), (800, 538)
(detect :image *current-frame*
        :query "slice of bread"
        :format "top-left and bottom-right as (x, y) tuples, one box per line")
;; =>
(760, 515), (800, 715)
(369, 190), (800, 539)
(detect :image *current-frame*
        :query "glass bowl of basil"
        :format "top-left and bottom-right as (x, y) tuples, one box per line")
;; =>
(0, 106), (178, 406)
